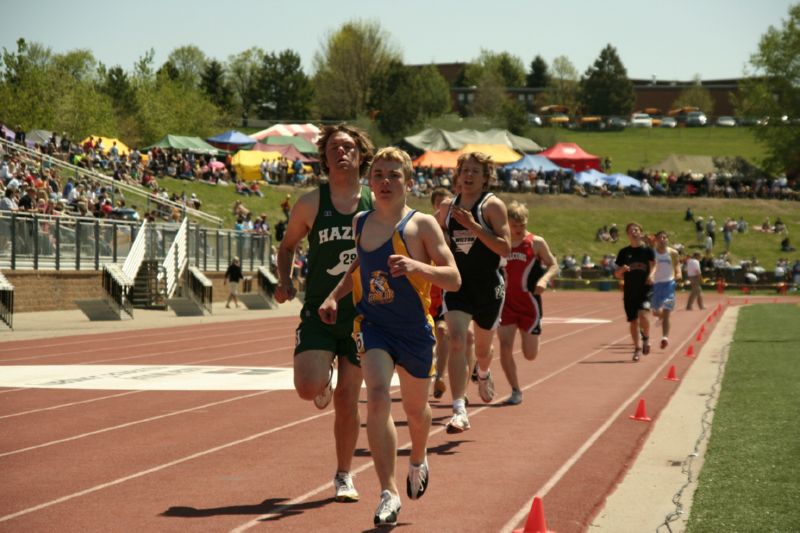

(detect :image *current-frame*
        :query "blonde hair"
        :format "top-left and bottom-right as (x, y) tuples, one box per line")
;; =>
(369, 147), (414, 180)
(455, 151), (495, 190)
(507, 200), (529, 223)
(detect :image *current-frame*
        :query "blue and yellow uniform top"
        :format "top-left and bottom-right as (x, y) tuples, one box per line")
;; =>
(351, 209), (435, 378)
(353, 209), (433, 330)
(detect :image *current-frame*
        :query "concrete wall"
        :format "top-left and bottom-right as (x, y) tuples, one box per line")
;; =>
(5, 270), (259, 313)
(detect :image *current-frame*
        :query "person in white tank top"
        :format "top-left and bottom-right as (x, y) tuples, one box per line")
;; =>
(651, 231), (682, 349)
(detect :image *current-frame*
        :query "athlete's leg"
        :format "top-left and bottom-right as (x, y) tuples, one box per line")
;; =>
(361, 348), (398, 495)
(497, 324), (519, 391)
(397, 366), (432, 467)
(628, 319), (641, 349)
(294, 349), (335, 400)
(434, 320), (449, 382)
(520, 330), (541, 361)
(333, 356), (363, 474)
(638, 309), (651, 340)
(445, 310), (472, 402)
(662, 309), (671, 337)
(473, 324), (496, 372)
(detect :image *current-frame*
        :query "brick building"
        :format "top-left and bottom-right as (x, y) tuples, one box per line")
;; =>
(413, 62), (741, 118)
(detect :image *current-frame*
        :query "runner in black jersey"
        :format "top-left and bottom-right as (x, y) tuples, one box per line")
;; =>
(276, 123), (374, 502)
(438, 152), (511, 433)
(614, 222), (656, 362)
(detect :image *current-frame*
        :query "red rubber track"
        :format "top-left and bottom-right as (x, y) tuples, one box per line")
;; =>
(0, 292), (788, 532)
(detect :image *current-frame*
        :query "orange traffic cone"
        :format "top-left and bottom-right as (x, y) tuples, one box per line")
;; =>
(685, 345), (695, 357)
(513, 496), (554, 533)
(629, 398), (651, 422)
(696, 330), (704, 342)
(706, 314), (713, 323)
(664, 365), (679, 381)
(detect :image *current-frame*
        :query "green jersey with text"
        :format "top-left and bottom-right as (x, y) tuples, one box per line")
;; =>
(302, 182), (373, 324)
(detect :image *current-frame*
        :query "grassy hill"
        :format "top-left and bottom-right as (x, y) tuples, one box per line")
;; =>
(538, 127), (768, 175)
(156, 125), (792, 270)
(157, 176), (798, 269)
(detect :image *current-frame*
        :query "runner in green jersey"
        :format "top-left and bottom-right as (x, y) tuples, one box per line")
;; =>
(276, 123), (374, 503)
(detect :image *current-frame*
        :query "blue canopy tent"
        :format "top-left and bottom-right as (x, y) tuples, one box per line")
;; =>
(206, 130), (256, 151)
(574, 168), (607, 187)
(602, 173), (642, 191)
(503, 154), (566, 173)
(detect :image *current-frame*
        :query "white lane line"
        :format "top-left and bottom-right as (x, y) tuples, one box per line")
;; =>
(0, 390), (272, 458)
(0, 391), (144, 419)
(3, 304), (624, 527)
(230, 319), (629, 531)
(0, 410), (333, 524)
(1, 327), (295, 364)
(499, 335), (695, 533)
(0, 318), (299, 354)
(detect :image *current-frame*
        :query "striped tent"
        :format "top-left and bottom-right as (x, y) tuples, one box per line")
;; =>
(252, 123), (321, 143)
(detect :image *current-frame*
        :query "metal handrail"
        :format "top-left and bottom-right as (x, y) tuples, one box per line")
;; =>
(121, 219), (149, 280)
(0, 271), (14, 330)
(188, 266), (213, 314)
(0, 137), (222, 228)
(0, 212), (271, 273)
(160, 217), (188, 298)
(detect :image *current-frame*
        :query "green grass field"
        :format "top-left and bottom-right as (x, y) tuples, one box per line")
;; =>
(547, 127), (768, 175)
(687, 304), (800, 532)
(157, 176), (799, 270)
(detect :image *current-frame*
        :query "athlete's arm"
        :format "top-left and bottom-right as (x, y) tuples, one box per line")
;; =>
(276, 190), (318, 302)
(318, 256), (359, 325)
(452, 196), (511, 257)
(533, 236), (559, 295)
(388, 214), (461, 292)
(669, 247), (682, 280)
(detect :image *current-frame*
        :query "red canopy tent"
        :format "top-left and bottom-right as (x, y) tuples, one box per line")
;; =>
(252, 142), (317, 163)
(538, 143), (601, 172)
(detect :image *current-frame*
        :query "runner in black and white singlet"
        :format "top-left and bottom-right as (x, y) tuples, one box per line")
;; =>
(438, 152), (511, 433)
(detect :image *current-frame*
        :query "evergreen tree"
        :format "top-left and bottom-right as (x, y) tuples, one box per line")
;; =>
(579, 44), (634, 116)
(256, 50), (313, 120)
(526, 55), (549, 88)
(200, 59), (234, 112)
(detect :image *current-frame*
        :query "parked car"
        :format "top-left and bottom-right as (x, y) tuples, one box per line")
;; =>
(659, 116), (677, 128)
(630, 113), (653, 128)
(606, 116), (628, 130)
(527, 113), (543, 127)
(716, 116), (737, 127)
(685, 111), (708, 127)
(546, 113), (570, 126)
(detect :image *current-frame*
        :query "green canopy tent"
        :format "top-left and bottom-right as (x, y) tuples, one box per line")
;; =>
(144, 134), (226, 155)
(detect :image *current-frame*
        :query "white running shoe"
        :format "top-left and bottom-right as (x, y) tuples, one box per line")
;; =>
(374, 490), (401, 527)
(333, 471), (359, 502)
(313, 361), (334, 410)
(406, 458), (429, 500)
(445, 409), (470, 434)
(477, 370), (495, 403)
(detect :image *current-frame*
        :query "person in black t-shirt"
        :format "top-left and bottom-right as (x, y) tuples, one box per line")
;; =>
(224, 256), (244, 308)
(614, 222), (656, 361)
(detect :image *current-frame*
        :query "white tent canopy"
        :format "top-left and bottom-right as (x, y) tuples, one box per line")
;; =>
(252, 123), (321, 143)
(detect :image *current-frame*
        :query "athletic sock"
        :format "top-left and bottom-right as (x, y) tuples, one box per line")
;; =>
(453, 398), (466, 412)
(477, 367), (490, 379)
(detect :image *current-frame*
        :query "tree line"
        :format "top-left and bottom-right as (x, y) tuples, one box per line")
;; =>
(2, 8), (797, 174)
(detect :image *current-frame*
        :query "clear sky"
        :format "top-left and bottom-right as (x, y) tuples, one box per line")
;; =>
(1, 0), (795, 81)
